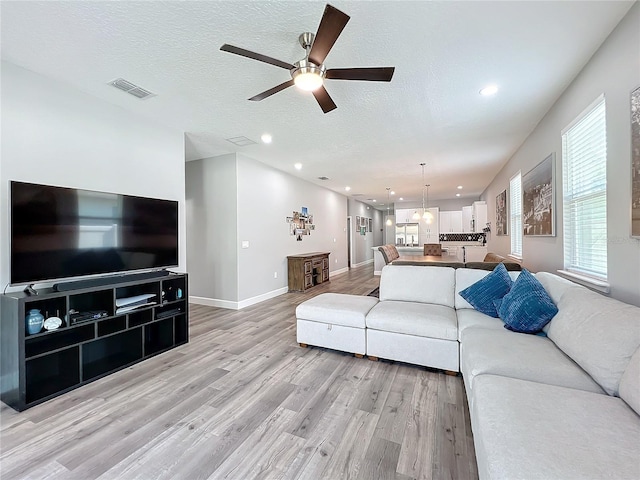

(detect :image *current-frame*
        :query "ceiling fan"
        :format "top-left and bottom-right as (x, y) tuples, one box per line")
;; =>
(220, 4), (395, 113)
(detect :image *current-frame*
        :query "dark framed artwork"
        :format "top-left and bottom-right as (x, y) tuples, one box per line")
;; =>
(523, 153), (555, 236)
(496, 189), (508, 235)
(632, 85), (640, 238)
(368, 218), (373, 233)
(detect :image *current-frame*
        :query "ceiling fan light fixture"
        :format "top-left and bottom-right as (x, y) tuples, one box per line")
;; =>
(292, 60), (326, 91)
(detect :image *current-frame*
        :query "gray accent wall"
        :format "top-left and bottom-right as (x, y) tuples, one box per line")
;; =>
(348, 199), (381, 265)
(481, 3), (640, 306)
(186, 153), (349, 307)
(0, 62), (187, 290)
(185, 154), (239, 302)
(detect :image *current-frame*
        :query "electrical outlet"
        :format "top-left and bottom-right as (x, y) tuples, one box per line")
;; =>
(274, 272), (278, 279)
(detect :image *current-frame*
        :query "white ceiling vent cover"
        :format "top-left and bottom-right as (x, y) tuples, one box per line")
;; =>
(109, 78), (155, 99)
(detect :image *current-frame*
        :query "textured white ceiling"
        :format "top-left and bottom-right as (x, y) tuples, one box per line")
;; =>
(1, 1), (633, 209)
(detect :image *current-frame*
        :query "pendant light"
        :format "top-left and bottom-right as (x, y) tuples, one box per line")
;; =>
(423, 183), (434, 224)
(385, 187), (393, 226)
(412, 164), (424, 220)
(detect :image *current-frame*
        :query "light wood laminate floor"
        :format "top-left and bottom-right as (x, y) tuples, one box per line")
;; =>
(0, 265), (478, 480)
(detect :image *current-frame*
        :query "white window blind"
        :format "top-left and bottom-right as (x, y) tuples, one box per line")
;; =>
(510, 172), (522, 257)
(562, 96), (607, 279)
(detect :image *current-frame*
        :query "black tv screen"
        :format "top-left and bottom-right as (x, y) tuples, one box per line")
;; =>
(10, 181), (179, 285)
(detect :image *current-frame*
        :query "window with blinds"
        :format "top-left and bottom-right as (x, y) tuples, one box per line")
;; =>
(510, 172), (522, 257)
(561, 96), (607, 279)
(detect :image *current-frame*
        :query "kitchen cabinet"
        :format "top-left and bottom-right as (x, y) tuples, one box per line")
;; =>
(440, 210), (463, 233)
(420, 207), (440, 243)
(473, 202), (488, 232)
(395, 208), (419, 224)
(462, 206), (473, 233)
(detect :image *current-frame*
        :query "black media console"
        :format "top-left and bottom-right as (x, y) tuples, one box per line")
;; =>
(0, 273), (188, 411)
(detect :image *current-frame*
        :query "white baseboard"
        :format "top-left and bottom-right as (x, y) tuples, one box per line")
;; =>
(352, 258), (374, 268)
(374, 270), (382, 276)
(190, 286), (288, 310)
(331, 266), (349, 276)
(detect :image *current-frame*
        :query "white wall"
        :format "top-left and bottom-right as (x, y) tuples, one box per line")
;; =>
(0, 62), (186, 290)
(348, 199), (379, 265)
(237, 154), (348, 301)
(185, 154), (238, 303)
(481, 4), (640, 306)
(186, 153), (349, 308)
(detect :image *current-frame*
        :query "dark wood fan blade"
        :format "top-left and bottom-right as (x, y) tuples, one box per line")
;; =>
(308, 5), (350, 66)
(220, 44), (294, 70)
(248, 80), (295, 101)
(326, 67), (395, 82)
(312, 86), (337, 113)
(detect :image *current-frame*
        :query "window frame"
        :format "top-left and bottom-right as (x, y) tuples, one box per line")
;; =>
(560, 94), (608, 283)
(509, 171), (522, 258)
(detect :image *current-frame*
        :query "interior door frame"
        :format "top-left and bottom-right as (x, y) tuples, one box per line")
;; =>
(347, 216), (354, 268)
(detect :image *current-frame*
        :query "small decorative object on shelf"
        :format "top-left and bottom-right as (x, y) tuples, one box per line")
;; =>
(43, 316), (63, 331)
(26, 309), (44, 335)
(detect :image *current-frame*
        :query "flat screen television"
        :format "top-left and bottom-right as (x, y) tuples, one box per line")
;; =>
(10, 181), (179, 286)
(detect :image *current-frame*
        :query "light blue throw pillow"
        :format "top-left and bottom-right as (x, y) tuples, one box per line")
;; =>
(497, 268), (558, 333)
(459, 263), (512, 318)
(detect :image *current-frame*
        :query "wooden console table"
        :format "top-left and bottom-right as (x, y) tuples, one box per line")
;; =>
(287, 252), (330, 292)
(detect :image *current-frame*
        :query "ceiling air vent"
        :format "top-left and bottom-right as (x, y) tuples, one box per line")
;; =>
(225, 136), (256, 146)
(109, 78), (155, 99)
(318, 176), (330, 181)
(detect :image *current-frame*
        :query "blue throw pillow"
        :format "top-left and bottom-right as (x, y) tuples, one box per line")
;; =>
(497, 269), (558, 333)
(459, 263), (512, 318)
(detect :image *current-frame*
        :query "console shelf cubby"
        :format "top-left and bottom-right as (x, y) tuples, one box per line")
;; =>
(0, 272), (188, 411)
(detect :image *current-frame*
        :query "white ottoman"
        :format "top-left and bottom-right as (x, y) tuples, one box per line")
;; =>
(296, 293), (379, 356)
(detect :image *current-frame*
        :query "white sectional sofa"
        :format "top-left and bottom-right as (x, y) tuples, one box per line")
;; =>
(295, 265), (640, 479)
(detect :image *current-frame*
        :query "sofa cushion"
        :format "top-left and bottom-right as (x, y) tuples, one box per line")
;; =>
(366, 301), (458, 341)
(546, 286), (640, 396)
(534, 271), (583, 333)
(455, 268), (520, 310)
(620, 347), (640, 416)
(471, 375), (640, 480)
(460, 327), (604, 394)
(497, 269), (558, 333)
(456, 309), (504, 341)
(295, 293), (378, 328)
(379, 265), (455, 307)
(459, 263), (512, 318)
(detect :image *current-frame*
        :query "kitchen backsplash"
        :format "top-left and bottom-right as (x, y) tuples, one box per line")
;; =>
(440, 233), (485, 242)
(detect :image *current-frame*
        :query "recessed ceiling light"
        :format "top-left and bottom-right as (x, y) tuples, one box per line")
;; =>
(294, 163), (302, 170)
(399, 197), (403, 201)
(261, 133), (272, 144)
(457, 185), (463, 189)
(390, 191), (395, 195)
(345, 186), (351, 191)
(456, 193), (461, 197)
(372, 199), (377, 202)
(480, 85), (499, 96)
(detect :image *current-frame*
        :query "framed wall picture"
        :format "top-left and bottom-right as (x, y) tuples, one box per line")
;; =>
(368, 218), (372, 233)
(356, 216), (360, 227)
(632, 85), (640, 238)
(496, 189), (508, 235)
(523, 153), (555, 236)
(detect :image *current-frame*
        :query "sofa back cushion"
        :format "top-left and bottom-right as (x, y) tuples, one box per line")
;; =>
(619, 347), (640, 415)
(379, 265), (455, 307)
(455, 268), (520, 310)
(546, 287), (640, 396)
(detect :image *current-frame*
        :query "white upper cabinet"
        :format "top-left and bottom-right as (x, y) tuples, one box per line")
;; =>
(462, 206), (473, 233)
(440, 210), (463, 233)
(473, 202), (488, 232)
(395, 208), (417, 224)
